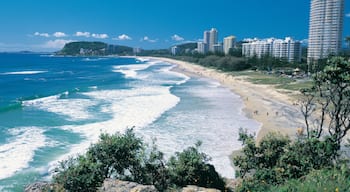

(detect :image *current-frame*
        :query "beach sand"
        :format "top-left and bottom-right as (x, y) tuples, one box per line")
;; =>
(148, 57), (305, 142)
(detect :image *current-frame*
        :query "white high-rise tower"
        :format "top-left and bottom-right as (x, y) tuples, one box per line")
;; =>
(307, 0), (344, 64)
(209, 28), (218, 52)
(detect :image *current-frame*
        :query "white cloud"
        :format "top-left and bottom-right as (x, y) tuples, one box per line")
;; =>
(142, 36), (158, 43)
(346, 13), (350, 17)
(171, 34), (184, 41)
(92, 33), (109, 39)
(42, 39), (73, 49)
(34, 32), (50, 37)
(301, 39), (309, 45)
(114, 34), (132, 40)
(53, 32), (67, 38)
(75, 31), (91, 37)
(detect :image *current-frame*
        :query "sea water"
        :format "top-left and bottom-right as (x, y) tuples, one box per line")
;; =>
(0, 53), (260, 191)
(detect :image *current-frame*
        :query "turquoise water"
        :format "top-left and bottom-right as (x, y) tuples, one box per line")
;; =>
(0, 53), (260, 191)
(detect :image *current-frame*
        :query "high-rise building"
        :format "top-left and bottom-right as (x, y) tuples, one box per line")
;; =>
(197, 28), (222, 54)
(171, 46), (179, 55)
(209, 28), (218, 52)
(203, 30), (210, 45)
(197, 42), (208, 54)
(223, 36), (236, 55)
(307, 0), (344, 64)
(212, 43), (223, 53)
(242, 37), (302, 63)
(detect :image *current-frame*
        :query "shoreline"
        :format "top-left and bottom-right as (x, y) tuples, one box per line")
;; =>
(145, 57), (305, 142)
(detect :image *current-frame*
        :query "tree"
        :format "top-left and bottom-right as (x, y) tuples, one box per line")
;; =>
(299, 56), (350, 149)
(233, 129), (341, 191)
(53, 156), (104, 192)
(53, 129), (225, 191)
(167, 141), (225, 190)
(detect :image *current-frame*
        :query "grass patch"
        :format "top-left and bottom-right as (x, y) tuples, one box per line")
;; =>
(230, 70), (313, 92)
(231, 71), (294, 85)
(276, 80), (313, 91)
(268, 167), (350, 192)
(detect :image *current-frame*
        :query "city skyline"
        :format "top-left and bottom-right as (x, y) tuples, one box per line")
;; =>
(0, 0), (349, 52)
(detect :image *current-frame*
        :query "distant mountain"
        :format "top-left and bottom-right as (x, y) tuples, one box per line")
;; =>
(58, 41), (134, 56)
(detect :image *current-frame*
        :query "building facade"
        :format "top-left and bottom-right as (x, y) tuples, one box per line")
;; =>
(242, 37), (302, 62)
(307, 0), (344, 64)
(197, 42), (208, 54)
(209, 28), (218, 52)
(223, 36), (236, 55)
(171, 46), (178, 55)
(197, 28), (222, 54)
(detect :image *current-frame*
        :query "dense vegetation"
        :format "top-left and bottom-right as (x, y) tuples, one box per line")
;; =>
(233, 56), (350, 191)
(58, 41), (134, 56)
(52, 129), (225, 191)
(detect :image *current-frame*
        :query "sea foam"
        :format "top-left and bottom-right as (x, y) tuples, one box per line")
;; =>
(47, 86), (180, 173)
(0, 127), (47, 180)
(112, 63), (154, 79)
(22, 93), (97, 121)
(1, 71), (48, 75)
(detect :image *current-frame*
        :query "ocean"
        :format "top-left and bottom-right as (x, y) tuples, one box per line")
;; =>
(0, 53), (260, 191)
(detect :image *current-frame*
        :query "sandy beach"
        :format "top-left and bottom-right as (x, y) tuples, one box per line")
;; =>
(149, 57), (305, 142)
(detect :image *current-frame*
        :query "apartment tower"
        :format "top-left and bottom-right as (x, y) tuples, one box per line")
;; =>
(209, 28), (218, 52)
(307, 0), (344, 64)
(223, 36), (236, 55)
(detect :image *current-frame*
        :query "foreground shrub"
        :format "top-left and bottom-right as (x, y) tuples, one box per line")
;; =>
(167, 142), (226, 190)
(53, 129), (224, 191)
(269, 165), (350, 192)
(53, 156), (104, 192)
(233, 128), (344, 191)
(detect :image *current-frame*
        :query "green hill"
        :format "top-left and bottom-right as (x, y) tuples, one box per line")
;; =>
(58, 41), (134, 56)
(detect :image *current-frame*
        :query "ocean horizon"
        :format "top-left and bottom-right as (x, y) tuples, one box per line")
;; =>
(0, 53), (260, 191)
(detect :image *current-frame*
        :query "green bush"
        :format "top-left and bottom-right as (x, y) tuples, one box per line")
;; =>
(86, 129), (145, 181)
(53, 130), (224, 191)
(167, 142), (226, 190)
(269, 166), (350, 192)
(53, 156), (104, 192)
(233, 129), (344, 191)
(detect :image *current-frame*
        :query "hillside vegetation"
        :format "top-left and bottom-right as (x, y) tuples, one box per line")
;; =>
(58, 41), (134, 56)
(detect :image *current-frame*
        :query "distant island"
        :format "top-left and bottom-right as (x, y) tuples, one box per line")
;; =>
(57, 41), (134, 56)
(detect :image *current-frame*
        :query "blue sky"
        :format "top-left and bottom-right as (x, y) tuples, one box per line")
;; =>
(0, 0), (349, 51)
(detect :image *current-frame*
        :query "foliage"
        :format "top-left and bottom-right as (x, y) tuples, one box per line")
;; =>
(299, 56), (350, 148)
(59, 41), (107, 55)
(233, 129), (343, 192)
(53, 156), (104, 192)
(167, 141), (226, 190)
(269, 165), (350, 192)
(53, 129), (224, 191)
(58, 41), (133, 56)
(86, 129), (145, 180)
(197, 55), (250, 71)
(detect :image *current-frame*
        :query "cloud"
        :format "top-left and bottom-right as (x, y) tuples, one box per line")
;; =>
(92, 33), (109, 39)
(142, 36), (158, 43)
(301, 39), (309, 45)
(171, 34), (184, 41)
(113, 34), (132, 40)
(34, 32), (50, 37)
(346, 13), (350, 17)
(75, 31), (91, 37)
(42, 39), (74, 49)
(53, 32), (67, 38)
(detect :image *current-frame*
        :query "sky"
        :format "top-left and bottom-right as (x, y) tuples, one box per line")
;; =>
(0, 0), (349, 52)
